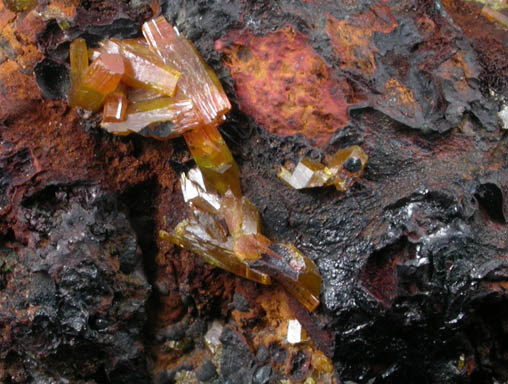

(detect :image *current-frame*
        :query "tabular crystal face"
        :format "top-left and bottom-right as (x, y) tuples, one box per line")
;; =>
(102, 90), (128, 123)
(142, 17), (231, 125)
(101, 94), (200, 137)
(183, 124), (241, 196)
(99, 39), (180, 97)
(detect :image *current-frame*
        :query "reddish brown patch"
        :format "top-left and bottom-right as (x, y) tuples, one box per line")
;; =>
(326, 2), (397, 77)
(216, 27), (356, 148)
(0, 60), (40, 121)
(362, 239), (410, 307)
(14, 11), (47, 44)
(0, 1), (16, 30)
(442, 0), (508, 91)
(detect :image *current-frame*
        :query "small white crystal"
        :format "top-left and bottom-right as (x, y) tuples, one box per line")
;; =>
(181, 169), (221, 212)
(498, 104), (508, 130)
(287, 319), (302, 344)
(204, 320), (224, 355)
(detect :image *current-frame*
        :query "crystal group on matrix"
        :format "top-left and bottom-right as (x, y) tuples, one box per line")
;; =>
(66, 16), (366, 313)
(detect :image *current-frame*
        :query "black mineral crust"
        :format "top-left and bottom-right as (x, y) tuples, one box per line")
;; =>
(0, 185), (151, 383)
(1, 0), (507, 383)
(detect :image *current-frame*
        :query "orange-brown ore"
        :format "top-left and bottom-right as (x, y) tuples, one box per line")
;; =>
(216, 27), (354, 148)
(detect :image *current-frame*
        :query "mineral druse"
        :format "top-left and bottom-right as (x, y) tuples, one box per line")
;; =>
(66, 16), (332, 312)
(164, 167), (322, 311)
(279, 145), (368, 191)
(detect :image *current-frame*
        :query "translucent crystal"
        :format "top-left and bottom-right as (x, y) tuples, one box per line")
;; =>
(181, 168), (221, 214)
(287, 319), (303, 344)
(69, 53), (125, 112)
(279, 158), (332, 189)
(184, 124), (241, 196)
(69, 38), (88, 84)
(99, 38), (180, 96)
(326, 145), (368, 192)
(102, 88), (127, 123)
(204, 320), (224, 356)
(101, 94), (201, 137)
(221, 191), (269, 261)
(481, 6), (508, 28)
(68, 38), (89, 109)
(163, 217), (271, 285)
(221, 191), (262, 236)
(142, 16), (231, 125)
(278, 145), (368, 192)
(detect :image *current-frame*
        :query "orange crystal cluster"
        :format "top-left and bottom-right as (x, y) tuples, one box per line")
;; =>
(67, 16), (230, 139)
(67, 16), (322, 312)
(162, 167), (322, 312)
(279, 145), (368, 191)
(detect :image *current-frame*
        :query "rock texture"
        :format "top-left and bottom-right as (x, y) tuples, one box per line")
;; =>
(1, 0), (508, 383)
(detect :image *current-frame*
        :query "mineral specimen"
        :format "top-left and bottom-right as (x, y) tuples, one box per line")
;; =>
(279, 145), (368, 191)
(164, 168), (272, 285)
(64, 17), (322, 313)
(167, 167), (321, 311)
(142, 16), (231, 125)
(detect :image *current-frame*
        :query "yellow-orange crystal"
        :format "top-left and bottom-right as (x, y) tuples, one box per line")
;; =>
(102, 91), (127, 123)
(66, 18), (323, 314)
(4, 0), (37, 12)
(184, 124), (241, 196)
(167, 168), (321, 311)
(99, 38), (180, 96)
(101, 94), (200, 136)
(142, 17), (231, 125)
(279, 145), (368, 192)
(69, 53), (125, 112)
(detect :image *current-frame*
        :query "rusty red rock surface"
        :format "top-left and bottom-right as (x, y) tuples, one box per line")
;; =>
(216, 28), (358, 148)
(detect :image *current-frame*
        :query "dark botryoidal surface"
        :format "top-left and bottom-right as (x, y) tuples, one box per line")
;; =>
(1, 0), (508, 383)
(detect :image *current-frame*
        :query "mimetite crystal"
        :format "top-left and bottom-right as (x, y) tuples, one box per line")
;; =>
(279, 145), (368, 192)
(69, 53), (125, 112)
(142, 17), (231, 125)
(99, 38), (180, 96)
